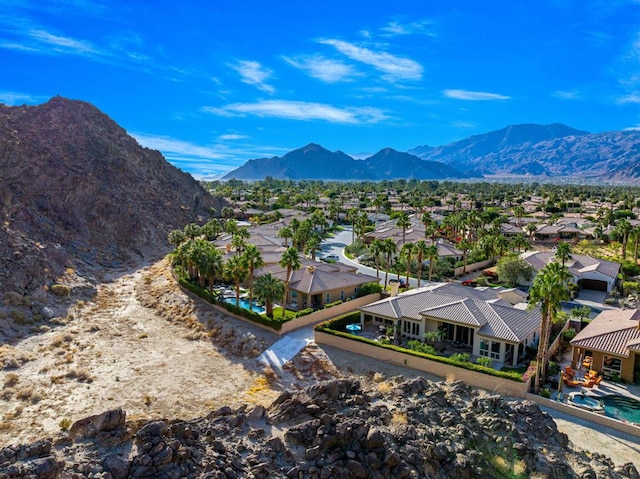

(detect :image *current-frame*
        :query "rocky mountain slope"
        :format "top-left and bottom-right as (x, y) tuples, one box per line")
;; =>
(1, 377), (636, 478)
(410, 123), (640, 180)
(0, 97), (220, 296)
(222, 143), (469, 181)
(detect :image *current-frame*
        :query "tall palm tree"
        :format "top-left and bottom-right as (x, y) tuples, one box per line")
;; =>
(425, 243), (439, 282)
(305, 232), (322, 261)
(513, 205), (525, 228)
(382, 238), (397, 288)
(369, 239), (385, 279)
(279, 247), (301, 318)
(224, 255), (249, 306)
(401, 242), (415, 285)
(277, 226), (292, 246)
(168, 229), (187, 248)
(396, 212), (411, 246)
(527, 262), (570, 394)
(253, 273), (284, 319)
(554, 241), (572, 267)
(243, 244), (264, 311)
(183, 223), (202, 241)
(414, 240), (429, 287)
(200, 244), (223, 293)
(632, 225), (640, 264)
(615, 218), (632, 260)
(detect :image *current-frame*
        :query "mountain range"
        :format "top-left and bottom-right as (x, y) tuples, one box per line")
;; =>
(224, 123), (640, 182)
(222, 143), (470, 181)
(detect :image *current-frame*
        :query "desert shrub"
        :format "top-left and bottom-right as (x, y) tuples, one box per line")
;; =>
(4, 373), (19, 387)
(59, 418), (72, 431)
(66, 368), (92, 382)
(9, 310), (27, 324)
(50, 284), (71, 297)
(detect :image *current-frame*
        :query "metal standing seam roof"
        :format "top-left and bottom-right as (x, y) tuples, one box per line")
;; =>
(571, 309), (640, 357)
(521, 251), (620, 280)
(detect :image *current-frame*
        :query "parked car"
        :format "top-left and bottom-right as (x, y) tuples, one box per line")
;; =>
(322, 254), (340, 262)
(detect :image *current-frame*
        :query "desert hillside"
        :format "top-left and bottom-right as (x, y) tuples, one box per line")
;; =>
(0, 96), (221, 298)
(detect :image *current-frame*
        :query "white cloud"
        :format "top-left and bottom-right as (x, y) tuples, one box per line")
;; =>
(623, 125), (640, 130)
(617, 93), (640, 103)
(380, 20), (436, 37)
(232, 60), (275, 93)
(283, 54), (358, 83)
(443, 89), (511, 101)
(318, 38), (423, 82)
(451, 120), (476, 129)
(218, 133), (249, 140)
(28, 28), (99, 55)
(132, 133), (231, 160)
(552, 89), (582, 100)
(204, 99), (387, 124)
(0, 90), (47, 105)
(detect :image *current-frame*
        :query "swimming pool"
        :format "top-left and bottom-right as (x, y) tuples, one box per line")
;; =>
(602, 395), (640, 424)
(223, 297), (266, 314)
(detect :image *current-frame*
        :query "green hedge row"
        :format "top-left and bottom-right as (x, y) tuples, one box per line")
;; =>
(174, 267), (288, 331)
(316, 315), (523, 383)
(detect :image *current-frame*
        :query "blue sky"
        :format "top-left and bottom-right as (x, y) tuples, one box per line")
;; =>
(3, 1), (640, 178)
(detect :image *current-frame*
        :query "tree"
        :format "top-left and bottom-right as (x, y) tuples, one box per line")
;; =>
(253, 273), (285, 319)
(183, 223), (201, 241)
(168, 229), (187, 248)
(305, 233), (322, 261)
(224, 255), (249, 306)
(615, 218), (632, 259)
(202, 219), (222, 241)
(425, 243), (439, 283)
(382, 238), (397, 288)
(401, 242), (415, 285)
(396, 212), (411, 246)
(554, 241), (572, 267)
(527, 262), (570, 394)
(278, 226), (292, 246)
(369, 239), (385, 279)
(279, 247), (301, 318)
(513, 205), (525, 227)
(414, 240), (429, 287)
(525, 222), (538, 240)
(496, 253), (534, 288)
(243, 244), (264, 311)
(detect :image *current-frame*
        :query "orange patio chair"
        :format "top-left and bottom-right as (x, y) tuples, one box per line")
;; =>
(564, 366), (576, 378)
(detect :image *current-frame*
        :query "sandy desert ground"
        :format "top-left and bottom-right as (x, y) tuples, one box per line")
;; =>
(0, 257), (638, 468)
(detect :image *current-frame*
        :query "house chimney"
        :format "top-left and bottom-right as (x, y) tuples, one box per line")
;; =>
(307, 265), (316, 274)
(225, 243), (232, 253)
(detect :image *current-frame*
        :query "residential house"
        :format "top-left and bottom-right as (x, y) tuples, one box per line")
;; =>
(358, 283), (541, 367)
(570, 309), (640, 383)
(255, 259), (379, 311)
(520, 251), (620, 293)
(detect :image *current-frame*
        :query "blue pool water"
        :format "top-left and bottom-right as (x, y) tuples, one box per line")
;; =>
(602, 395), (640, 424)
(224, 297), (266, 314)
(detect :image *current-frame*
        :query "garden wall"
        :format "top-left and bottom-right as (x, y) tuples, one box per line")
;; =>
(315, 331), (530, 398)
(453, 259), (493, 278)
(279, 293), (380, 335)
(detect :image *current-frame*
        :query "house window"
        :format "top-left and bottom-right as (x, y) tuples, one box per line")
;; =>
(355, 287), (359, 295)
(340, 290), (344, 300)
(326, 292), (330, 303)
(480, 339), (489, 357)
(411, 322), (420, 336)
(490, 341), (501, 360)
(603, 355), (622, 379)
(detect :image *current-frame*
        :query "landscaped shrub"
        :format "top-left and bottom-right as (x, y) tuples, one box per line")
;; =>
(295, 308), (314, 318)
(357, 282), (382, 297)
(324, 300), (343, 309)
(449, 352), (470, 362)
(475, 356), (493, 368)
(561, 327), (577, 342)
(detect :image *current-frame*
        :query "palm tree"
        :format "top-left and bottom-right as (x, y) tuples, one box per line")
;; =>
(253, 273), (284, 319)
(183, 223), (201, 241)
(202, 219), (222, 241)
(525, 222), (538, 240)
(401, 242), (415, 285)
(615, 218), (632, 260)
(632, 225), (640, 264)
(369, 239), (385, 279)
(527, 262), (570, 394)
(458, 238), (471, 275)
(425, 243), (439, 282)
(200, 244), (223, 293)
(510, 233), (529, 253)
(305, 232), (322, 261)
(513, 205), (525, 227)
(277, 226), (292, 246)
(243, 244), (264, 311)
(396, 211), (411, 246)
(554, 241), (572, 267)
(279, 247), (301, 318)
(224, 255), (249, 306)
(168, 229), (187, 248)
(382, 238), (397, 288)
(414, 240), (429, 287)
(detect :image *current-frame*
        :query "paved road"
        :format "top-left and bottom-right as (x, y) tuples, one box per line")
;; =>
(320, 226), (422, 287)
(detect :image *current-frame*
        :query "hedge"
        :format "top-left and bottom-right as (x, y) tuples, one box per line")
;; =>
(174, 267), (289, 331)
(316, 314), (524, 383)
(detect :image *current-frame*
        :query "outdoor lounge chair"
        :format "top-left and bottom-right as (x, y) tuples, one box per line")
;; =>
(564, 366), (576, 378)
(562, 373), (580, 387)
